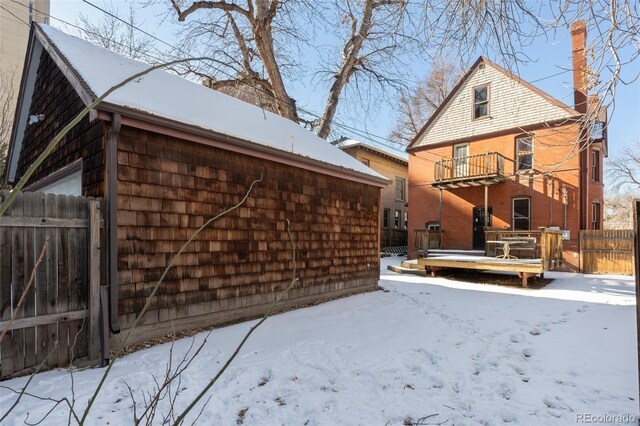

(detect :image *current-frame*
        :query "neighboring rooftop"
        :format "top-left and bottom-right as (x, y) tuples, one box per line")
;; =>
(332, 137), (408, 164)
(10, 24), (386, 183)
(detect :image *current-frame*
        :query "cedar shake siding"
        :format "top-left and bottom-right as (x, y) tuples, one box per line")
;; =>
(7, 25), (385, 347)
(15, 50), (105, 197)
(115, 126), (380, 341)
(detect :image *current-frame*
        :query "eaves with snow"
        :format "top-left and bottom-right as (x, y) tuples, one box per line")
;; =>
(6, 24), (388, 186)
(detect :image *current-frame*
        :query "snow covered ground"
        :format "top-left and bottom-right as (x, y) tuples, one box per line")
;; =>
(1, 258), (638, 425)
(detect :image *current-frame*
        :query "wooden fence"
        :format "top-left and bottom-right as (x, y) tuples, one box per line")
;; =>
(580, 229), (635, 275)
(414, 228), (442, 256)
(381, 228), (407, 249)
(0, 191), (102, 379)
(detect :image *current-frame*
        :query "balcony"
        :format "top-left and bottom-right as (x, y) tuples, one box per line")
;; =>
(433, 152), (505, 188)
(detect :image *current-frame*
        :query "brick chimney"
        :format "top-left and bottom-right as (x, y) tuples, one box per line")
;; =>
(571, 20), (588, 114)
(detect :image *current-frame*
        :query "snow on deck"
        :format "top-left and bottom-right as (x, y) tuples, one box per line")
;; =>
(38, 25), (385, 181)
(0, 257), (636, 425)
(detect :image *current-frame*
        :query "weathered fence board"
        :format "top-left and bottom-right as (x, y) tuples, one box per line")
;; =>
(580, 229), (634, 275)
(0, 191), (102, 379)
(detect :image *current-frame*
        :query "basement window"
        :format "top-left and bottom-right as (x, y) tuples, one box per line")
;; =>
(473, 84), (489, 119)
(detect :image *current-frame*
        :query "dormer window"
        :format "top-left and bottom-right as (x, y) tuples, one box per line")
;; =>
(473, 84), (489, 119)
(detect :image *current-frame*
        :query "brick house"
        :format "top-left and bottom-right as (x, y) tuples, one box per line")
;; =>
(4, 24), (388, 345)
(406, 21), (606, 270)
(333, 137), (409, 249)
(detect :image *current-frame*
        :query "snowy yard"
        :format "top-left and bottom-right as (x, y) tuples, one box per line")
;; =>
(1, 258), (638, 425)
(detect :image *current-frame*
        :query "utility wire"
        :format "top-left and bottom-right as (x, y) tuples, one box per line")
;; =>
(1, 4), (30, 28)
(10, 0), (576, 161)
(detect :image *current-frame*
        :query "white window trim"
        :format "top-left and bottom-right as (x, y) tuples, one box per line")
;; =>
(472, 83), (490, 120)
(516, 135), (534, 173)
(25, 159), (83, 195)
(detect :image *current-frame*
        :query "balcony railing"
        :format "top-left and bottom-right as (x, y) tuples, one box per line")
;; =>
(433, 152), (505, 188)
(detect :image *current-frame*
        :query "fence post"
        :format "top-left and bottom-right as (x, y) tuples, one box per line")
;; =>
(579, 230), (584, 273)
(88, 200), (101, 361)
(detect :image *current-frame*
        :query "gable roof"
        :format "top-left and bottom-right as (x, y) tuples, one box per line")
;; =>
(407, 57), (581, 151)
(332, 137), (408, 164)
(6, 24), (387, 185)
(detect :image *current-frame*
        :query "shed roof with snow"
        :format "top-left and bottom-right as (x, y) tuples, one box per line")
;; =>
(5, 24), (387, 186)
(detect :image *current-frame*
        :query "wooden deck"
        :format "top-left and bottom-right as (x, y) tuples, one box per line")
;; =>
(415, 255), (544, 287)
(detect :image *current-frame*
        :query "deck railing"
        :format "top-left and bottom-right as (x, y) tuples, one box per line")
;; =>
(434, 152), (505, 184)
(485, 229), (541, 258)
(485, 228), (564, 270)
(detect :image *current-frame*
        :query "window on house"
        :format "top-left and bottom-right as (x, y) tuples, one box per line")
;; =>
(592, 150), (600, 182)
(395, 177), (406, 201)
(426, 222), (440, 231)
(590, 120), (604, 141)
(361, 158), (370, 167)
(383, 208), (390, 228)
(516, 136), (534, 172)
(592, 203), (601, 230)
(404, 211), (408, 229)
(394, 210), (401, 228)
(473, 85), (489, 119)
(512, 198), (531, 230)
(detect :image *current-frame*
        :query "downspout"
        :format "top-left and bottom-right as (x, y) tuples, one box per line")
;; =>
(562, 184), (568, 230)
(107, 113), (121, 332)
(549, 176), (554, 226)
(439, 188), (443, 249)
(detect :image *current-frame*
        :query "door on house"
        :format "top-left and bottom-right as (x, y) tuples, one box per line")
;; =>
(453, 144), (469, 178)
(472, 207), (492, 250)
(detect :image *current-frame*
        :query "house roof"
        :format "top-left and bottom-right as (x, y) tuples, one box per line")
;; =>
(332, 137), (408, 164)
(6, 24), (387, 185)
(407, 56), (582, 151)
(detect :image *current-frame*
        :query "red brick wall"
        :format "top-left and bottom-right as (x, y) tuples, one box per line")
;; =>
(115, 126), (380, 340)
(15, 50), (105, 196)
(408, 124), (583, 268)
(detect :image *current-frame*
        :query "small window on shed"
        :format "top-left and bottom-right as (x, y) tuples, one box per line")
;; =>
(473, 85), (489, 119)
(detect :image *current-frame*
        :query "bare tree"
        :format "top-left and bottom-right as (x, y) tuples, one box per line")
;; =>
(166, 0), (415, 138)
(606, 139), (640, 190)
(76, 2), (155, 61)
(0, 68), (17, 186)
(604, 192), (637, 228)
(389, 60), (459, 145)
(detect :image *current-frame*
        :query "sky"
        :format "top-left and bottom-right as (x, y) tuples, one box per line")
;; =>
(44, 0), (640, 160)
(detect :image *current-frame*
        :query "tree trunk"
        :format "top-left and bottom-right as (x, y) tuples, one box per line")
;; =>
(316, 0), (374, 139)
(252, 1), (298, 122)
